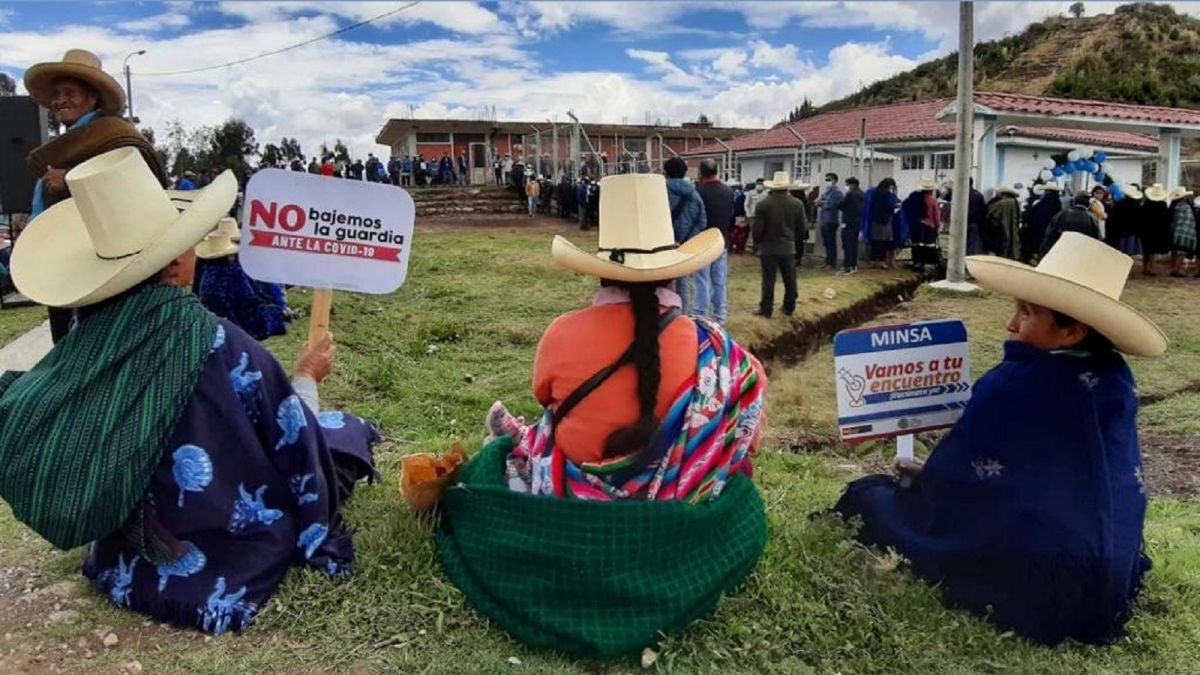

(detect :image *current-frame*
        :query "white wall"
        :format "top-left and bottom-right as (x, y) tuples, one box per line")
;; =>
(999, 146), (1147, 194)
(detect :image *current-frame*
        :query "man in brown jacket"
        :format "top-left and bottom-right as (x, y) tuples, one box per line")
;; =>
(752, 172), (808, 317)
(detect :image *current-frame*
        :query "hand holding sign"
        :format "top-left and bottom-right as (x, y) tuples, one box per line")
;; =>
(239, 169), (416, 349)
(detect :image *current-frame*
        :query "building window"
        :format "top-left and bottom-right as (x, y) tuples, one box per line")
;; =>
(623, 138), (647, 154)
(765, 160), (785, 175)
(416, 132), (450, 143)
(1142, 160), (1157, 186)
(932, 153), (955, 170)
(901, 154), (926, 171)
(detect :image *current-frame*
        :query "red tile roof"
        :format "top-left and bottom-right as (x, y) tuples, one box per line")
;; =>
(974, 91), (1200, 128)
(1003, 125), (1158, 151)
(684, 94), (1168, 157)
(685, 98), (955, 156)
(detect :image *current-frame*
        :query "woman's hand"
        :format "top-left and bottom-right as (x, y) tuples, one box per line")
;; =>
(894, 458), (924, 479)
(43, 166), (68, 194)
(294, 332), (335, 383)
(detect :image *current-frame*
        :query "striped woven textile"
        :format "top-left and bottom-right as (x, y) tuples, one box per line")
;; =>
(0, 284), (218, 550)
(506, 317), (766, 503)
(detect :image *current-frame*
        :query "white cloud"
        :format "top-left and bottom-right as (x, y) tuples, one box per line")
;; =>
(117, 11), (191, 33)
(215, 1), (506, 36)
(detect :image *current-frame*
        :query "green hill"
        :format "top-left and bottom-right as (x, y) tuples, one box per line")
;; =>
(818, 3), (1200, 112)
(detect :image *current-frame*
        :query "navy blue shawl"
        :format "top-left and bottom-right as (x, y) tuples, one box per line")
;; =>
(836, 341), (1149, 645)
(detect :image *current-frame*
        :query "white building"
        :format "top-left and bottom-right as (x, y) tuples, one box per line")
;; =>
(681, 94), (1200, 197)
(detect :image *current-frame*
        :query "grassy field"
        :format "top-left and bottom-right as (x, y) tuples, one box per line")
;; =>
(0, 304), (44, 346)
(1, 221), (1198, 674)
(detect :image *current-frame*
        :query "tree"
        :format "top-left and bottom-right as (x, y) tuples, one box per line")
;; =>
(1069, 2), (1085, 18)
(333, 139), (350, 164)
(0, 73), (15, 96)
(205, 118), (259, 183)
(260, 143), (283, 168)
(139, 126), (171, 176)
(279, 137), (303, 163)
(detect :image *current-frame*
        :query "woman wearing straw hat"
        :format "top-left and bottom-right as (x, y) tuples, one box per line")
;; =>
(983, 184), (1020, 260)
(23, 48), (168, 343)
(1104, 184), (1143, 256)
(1021, 182), (1063, 263)
(194, 218), (289, 341)
(436, 174), (768, 659)
(835, 232), (1167, 646)
(1167, 187), (1196, 277)
(0, 148), (378, 635)
(1140, 183), (1173, 276)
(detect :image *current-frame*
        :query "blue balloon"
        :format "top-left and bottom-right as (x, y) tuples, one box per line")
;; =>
(1094, 151), (1108, 164)
(1094, 172), (1107, 183)
(1070, 161), (1085, 173)
(1052, 166), (1065, 177)
(1110, 185), (1124, 200)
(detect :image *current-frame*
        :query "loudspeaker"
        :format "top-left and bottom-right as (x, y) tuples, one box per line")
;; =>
(0, 96), (49, 215)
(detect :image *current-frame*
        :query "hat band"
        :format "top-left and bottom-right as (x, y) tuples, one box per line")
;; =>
(96, 248), (142, 262)
(600, 244), (679, 265)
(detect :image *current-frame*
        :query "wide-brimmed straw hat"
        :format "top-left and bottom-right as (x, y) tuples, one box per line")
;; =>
(23, 49), (126, 116)
(194, 218), (241, 260)
(966, 232), (1167, 357)
(915, 178), (937, 191)
(994, 184), (1019, 197)
(1123, 185), (1144, 200)
(11, 147), (235, 308)
(762, 171), (799, 191)
(550, 174), (723, 283)
(1143, 184), (1169, 203)
(1168, 186), (1194, 201)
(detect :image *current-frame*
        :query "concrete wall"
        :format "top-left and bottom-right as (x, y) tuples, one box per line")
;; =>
(998, 147), (1146, 194)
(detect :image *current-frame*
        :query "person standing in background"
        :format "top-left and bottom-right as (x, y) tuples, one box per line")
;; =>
(837, 177), (865, 275)
(694, 159), (734, 323)
(663, 158), (707, 316)
(816, 172), (844, 271)
(752, 172), (807, 318)
(22, 48), (167, 343)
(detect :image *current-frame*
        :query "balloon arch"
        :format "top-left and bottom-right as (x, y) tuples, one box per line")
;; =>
(1033, 146), (1133, 201)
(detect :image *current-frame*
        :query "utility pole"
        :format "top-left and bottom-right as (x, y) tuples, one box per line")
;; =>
(932, 1), (979, 292)
(122, 49), (146, 123)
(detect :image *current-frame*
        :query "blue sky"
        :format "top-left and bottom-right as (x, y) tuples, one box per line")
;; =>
(0, 1), (1177, 158)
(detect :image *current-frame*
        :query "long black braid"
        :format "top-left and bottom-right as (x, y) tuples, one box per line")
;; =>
(602, 281), (663, 460)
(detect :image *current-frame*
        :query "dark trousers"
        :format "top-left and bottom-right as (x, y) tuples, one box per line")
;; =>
(48, 307), (73, 344)
(841, 224), (860, 269)
(821, 221), (839, 266)
(759, 254), (797, 316)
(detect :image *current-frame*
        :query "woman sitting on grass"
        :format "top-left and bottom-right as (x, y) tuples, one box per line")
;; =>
(835, 232), (1167, 646)
(0, 149), (377, 636)
(436, 174), (768, 659)
(195, 217), (290, 341)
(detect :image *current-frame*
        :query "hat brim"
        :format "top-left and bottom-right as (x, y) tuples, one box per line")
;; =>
(12, 172), (236, 308)
(763, 181), (798, 190)
(965, 255), (1167, 357)
(551, 229), (724, 283)
(195, 237), (239, 260)
(24, 62), (126, 117)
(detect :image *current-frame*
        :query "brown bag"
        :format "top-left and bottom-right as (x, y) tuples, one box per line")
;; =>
(400, 444), (468, 513)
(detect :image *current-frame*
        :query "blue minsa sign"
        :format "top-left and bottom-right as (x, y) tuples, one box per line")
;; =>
(833, 319), (972, 444)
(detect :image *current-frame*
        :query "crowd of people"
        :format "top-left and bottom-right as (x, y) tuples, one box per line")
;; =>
(0, 47), (1185, 659)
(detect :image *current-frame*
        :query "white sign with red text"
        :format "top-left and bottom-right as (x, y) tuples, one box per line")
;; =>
(239, 169), (415, 294)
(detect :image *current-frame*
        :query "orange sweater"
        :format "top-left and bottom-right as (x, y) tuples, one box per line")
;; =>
(533, 293), (697, 465)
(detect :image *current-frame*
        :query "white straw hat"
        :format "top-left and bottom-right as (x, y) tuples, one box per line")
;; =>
(762, 171), (799, 191)
(915, 178), (937, 191)
(994, 184), (1019, 197)
(23, 49), (126, 116)
(1168, 186), (1194, 201)
(966, 232), (1167, 357)
(1143, 184), (1169, 203)
(194, 217), (241, 260)
(550, 174), (723, 283)
(11, 147), (235, 308)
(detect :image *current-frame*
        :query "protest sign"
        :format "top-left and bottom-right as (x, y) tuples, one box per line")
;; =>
(239, 170), (415, 346)
(240, 169), (415, 294)
(833, 319), (972, 446)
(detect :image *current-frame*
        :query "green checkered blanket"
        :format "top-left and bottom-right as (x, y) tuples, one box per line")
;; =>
(435, 437), (766, 659)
